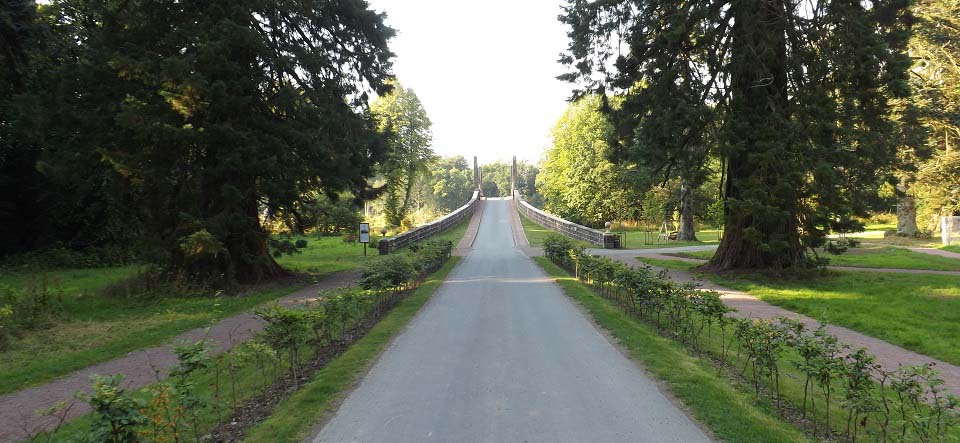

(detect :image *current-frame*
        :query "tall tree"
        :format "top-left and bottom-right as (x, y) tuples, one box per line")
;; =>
(38, 0), (394, 284)
(371, 81), (435, 226)
(538, 95), (639, 226)
(906, 0), (960, 232)
(561, 0), (912, 269)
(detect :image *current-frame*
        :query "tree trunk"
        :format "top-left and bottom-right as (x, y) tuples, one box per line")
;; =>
(896, 186), (918, 236)
(232, 193), (287, 284)
(677, 178), (698, 241)
(708, 0), (805, 270)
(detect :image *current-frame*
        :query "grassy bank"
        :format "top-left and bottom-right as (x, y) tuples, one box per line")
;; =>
(243, 257), (460, 442)
(0, 279), (302, 395)
(635, 257), (960, 366)
(619, 229), (721, 249)
(533, 257), (809, 443)
(675, 245), (960, 271)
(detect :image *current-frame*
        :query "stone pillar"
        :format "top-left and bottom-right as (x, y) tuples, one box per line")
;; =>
(473, 156), (479, 190)
(511, 155), (517, 196)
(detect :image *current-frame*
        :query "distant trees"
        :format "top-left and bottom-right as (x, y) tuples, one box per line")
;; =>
(429, 156), (475, 212)
(480, 161), (537, 199)
(561, 0), (912, 269)
(372, 81), (436, 227)
(2, 0), (396, 285)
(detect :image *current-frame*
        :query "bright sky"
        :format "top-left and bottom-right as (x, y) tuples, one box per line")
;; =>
(366, 0), (573, 165)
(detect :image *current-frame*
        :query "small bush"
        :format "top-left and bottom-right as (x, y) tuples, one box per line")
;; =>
(295, 239), (308, 249)
(543, 234), (579, 269)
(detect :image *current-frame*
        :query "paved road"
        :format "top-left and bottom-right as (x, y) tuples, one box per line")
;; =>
(313, 200), (710, 443)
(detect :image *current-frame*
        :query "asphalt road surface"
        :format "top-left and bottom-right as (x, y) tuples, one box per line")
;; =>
(312, 199), (711, 443)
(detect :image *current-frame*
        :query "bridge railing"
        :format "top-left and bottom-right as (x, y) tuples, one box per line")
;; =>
(378, 190), (480, 254)
(514, 190), (618, 248)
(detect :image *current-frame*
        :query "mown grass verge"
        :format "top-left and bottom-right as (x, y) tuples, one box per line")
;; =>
(533, 256), (810, 443)
(676, 246), (960, 271)
(242, 256), (460, 443)
(0, 279), (303, 395)
(635, 256), (960, 367)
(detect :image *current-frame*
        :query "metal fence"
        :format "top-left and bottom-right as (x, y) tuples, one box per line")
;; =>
(378, 190), (480, 254)
(514, 190), (616, 247)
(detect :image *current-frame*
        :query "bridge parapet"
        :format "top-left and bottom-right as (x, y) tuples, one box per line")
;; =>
(378, 190), (480, 254)
(513, 190), (619, 248)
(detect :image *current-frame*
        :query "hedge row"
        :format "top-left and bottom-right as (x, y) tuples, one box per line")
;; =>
(543, 233), (958, 442)
(52, 240), (454, 442)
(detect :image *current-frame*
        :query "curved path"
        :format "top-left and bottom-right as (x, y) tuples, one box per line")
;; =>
(312, 199), (710, 443)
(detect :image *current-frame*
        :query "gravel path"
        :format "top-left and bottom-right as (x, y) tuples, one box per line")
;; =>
(312, 199), (711, 443)
(589, 251), (960, 395)
(0, 270), (359, 443)
(909, 247), (960, 260)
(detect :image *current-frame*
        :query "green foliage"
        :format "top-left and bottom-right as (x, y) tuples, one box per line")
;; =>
(0, 275), (63, 349)
(560, 0), (913, 269)
(543, 234), (579, 268)
(479, 160), (538, 200)
(373, 81), (436, 226)
(8, 0), (396, 286)
(427, 156), (476, 212)
(74, 375), (147, 443)
(360, 240), (451, 291)
(242, 257), (460, 443)
(537, 96), (642, 226)
(544, 244), (959, 441)
(536, 256), (811, 443)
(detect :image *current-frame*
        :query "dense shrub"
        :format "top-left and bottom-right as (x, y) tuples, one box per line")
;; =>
(0, 277), (63, 350)
(543, 234), (579, 269)
(0, 244), (141, 270)
(545, 247), (959, 442)
(295, 239), (308, 249)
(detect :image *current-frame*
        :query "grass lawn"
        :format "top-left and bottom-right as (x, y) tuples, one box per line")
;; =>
(275, 235), (380, 275)
(243, 257), (461, 443)
(534, 257), (810, 443)
(0, 235), (377, 395)
(1, 215), (472, 396)
(711, 271), (960, 365)
(518, 212), (591, 248)
(638, 257), (960, 367)
(0, 274), (302, 395)
(619, 229), (721, 249)
(943, 245), (960, 254)
(637, 257), (700, 270)
(674, 246), (960, 271)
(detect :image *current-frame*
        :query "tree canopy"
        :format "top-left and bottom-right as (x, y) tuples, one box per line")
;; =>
(371, 81), (436, 227)
(561, 0), (913, 269)
(537, 95), (640, 227)
(3, 0), (396, 285)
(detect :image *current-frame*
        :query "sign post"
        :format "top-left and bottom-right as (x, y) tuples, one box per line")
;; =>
(359, 222), (371, 256)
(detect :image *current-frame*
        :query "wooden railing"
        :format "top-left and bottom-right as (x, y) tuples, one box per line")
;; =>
(378, 190), (480, 254)
(514, 190), (619, 248)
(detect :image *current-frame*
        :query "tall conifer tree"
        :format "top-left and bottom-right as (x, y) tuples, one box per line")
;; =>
(560, 0), (913, 269)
